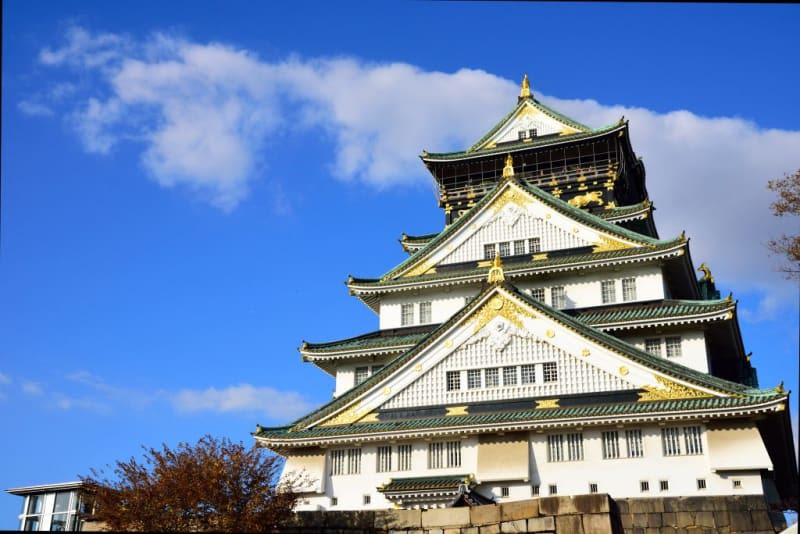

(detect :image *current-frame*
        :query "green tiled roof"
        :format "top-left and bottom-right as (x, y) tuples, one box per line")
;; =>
(303, 326), (436, 355)
(401, 232), (439, 245)
(258, 283), (769, 436)
(379, 475), (472, 493)
(377, 177), (668, 282)
(595, 200), (653, 220)
(571, 299), (734, 326)
(255, 393), (784, 442)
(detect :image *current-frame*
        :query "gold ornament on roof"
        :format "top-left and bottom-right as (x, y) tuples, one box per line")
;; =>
(519, 73), (532, 99)
(698, 262), (715, 283)
(502, 154), (515, 179)
(487, 253), (505, 284)
(638, 375), (714, 402)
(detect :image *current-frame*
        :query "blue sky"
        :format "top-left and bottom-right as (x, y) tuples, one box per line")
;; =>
(2, 1), (799, 526)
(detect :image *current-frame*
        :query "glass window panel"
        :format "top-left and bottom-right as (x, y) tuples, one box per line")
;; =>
(601, 280), (616, 304)
(622, 278), (637, 301)
(665, 337), (682, 358)
(467, 369), (482, 389)
(419, 301), (432, 324)
(520, 364), (536, 384)
(529, 238), (541, 253)
(542, 362), (558, 382)
(484, 243), (496, 260)
(355, 366), (370, 385)
(513, 240), (526, 255)
(498, 242), (510, 257)
(645, 338), (663, 357)
(485, 368), (499, 387)
(503, 366), (518, 386)
(27, 495), (43, 515)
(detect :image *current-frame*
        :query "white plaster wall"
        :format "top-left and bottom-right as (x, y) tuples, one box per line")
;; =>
(624, 330), (709, 373)
(379, 286), (478, 330)
(334, 357), (394, 397)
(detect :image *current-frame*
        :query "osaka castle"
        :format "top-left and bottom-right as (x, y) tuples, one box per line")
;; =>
(254, 75), (797, 512)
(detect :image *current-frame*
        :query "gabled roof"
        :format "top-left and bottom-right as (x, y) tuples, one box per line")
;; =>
(256, 282), (782, 447)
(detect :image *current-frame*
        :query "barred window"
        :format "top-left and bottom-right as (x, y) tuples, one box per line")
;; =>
(520, 364), (536, 384)
(602, 431), (620, 459)
(347, 448), (361, 474)
(484, 244), (496, 260)
(733, 480), (742, 489)
(498, 242), (511, 257)
(419, 301), (432, 324)
(542, 362), (558, 383)
(645, 338), (663, 357)
(567, 433), (584, 461)
(684, 426), (703, 455)
(485, 367), (500, 387)
(665, 337), (682, 358)
(549, 484), (558, 495)
(529, 237), (541, 253)
(640, 481), (650, 492)
(331, 448), (361, 475)
(429, 441), (460, 468)
(514, 240), (526, 255)
(467, 369), (482, 389)
(589, 483), (598, 494)
(551, 286), (567, 308)
(547, 434), (564, 462)
(503, 366), (518, 386)
(601, 280), (616, 304)
(530, 288), (546, 302)
(661, 427), (682, 456)
(355, 366), (370, 385)
(500, 486), (510, 497)
(446, 371), (461, 391)
(531, 485), (540, 496)
(446, 441), (461, 467)
(622, 278), (637, 301)
(397, 444), (412, 471)
(376, 445), (392, 473)
(626, 429), (644, 458)
(331, 496), (338, 506)
(401, 303), (414, 326)
(363, 495), (371, 505)
(660, 480), (669, 491)
(697, 479), (707, 490)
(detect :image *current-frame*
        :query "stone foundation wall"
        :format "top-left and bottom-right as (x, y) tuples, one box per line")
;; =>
(283, 494), (784, 534)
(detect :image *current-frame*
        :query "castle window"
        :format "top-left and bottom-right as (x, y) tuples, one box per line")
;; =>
(484, 244), (496, 260)
(331, 497), (338, 506)
(665, 337), (682, 358)
(683, 426), (703, 455)
(377, 445), (392, 472)
(661, 427), (682, 456)
(363, 495), (371, 505)
(446, 371), (461, 391)
(589, 483), (598, 494)
(428, 441), (461, 469)
(567, 433), (584, 461)
(601, 280), (616, 304)
(659, 480), (669, 491)
(520, 364), (536, 384)
(331, 448), (361, 475)
(503, 366), (518, 386)
(419, 301), (432, 324)
(529, 128), (538, 138)
(602, 431), (620, 459)
(518, 129), (527, 140)
(551, 286), (567, 308)
(547, 435), (564, 462)
(697, 479), (707, 490)
(645, 338), (663, 357)
(548, 433), (584, 462)
(498, 242), (511, 257)
(626, 429), (644, 458)
(529, 237), (541, 253)
(500, 486), (510, 498)
(549, 484), (558, 495)
(542, 362), (558, 383)
(622, 278), (637, 301)
(732, 479), (742, 489)
(401, 303), (414, 326)
(640, 481), (650, 492)
(355, 366), (370, 385)
(530, 288), (545, 302)
(485, 367), (500, 387)
(397, 444), (412, 471)
(531, 485), (540, 496)
(514, 240), (526, 255)
(467, 369), (482, 389)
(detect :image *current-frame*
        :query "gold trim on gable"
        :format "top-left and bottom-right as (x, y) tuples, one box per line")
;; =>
(491, 187), (530, 214)
(321, 401), (364, 426)
(638, 375), (715, 402)
(592, 235), (633, 253)
(403, 260), (435, 277)
(469, 293), (535, 334)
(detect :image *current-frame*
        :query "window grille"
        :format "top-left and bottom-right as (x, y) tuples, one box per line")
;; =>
(547, 434), (564, 462)
(661, 427), (682, 456)
(529, 237), (541, 253)
(518, 130), (527, 140)
(683, 426), (703, 455)
(418, 301), (432, 324)
(428, 442), (444, 469)
(660, 480), (669, 491)
(551, 286), (566, 308)
(602, 431), (620, 459)
(501, 487), (510, 497)
(498, 242), (511, 257)
(446, 371), (461, 391)
(514, 240), (526, 255)
(401, 303), (414, 326)
(531, 485), (540, 496)
(446, 441), (461, 467)
(640, 481), (650, 492)
(397, 444), (412, 471)
(331, 449), (346, 475)
(567, 433), (584, 461)
(733, 480), (742, 489)
(377, 445), (392, 472)
(520, 364), (536, 384)
(589, 483), (598, 494)
(665, 337), (682, 358)
(331, 448), (361, 475)
(529, 128), (538, 138)
(355, 366), (370, 385)
(542, 362), (558, 383)
(484, 243), (495, 260)
(428, 441), (460, 468)
(467, 369), (482, 389)
(601, 280), (616, 304)
(331, 497), (338, 506)
(549, 484), (558, 495)
(645, 338), (663, 357)
(530, 288), (545, 302)
(626, 429), (644, 458)
(347, 448), (361, 474)
(485, 367), (499, 387)
(622, 278), (637, 301)
(697, 479), (706, 490)
(363, 495), (371, 505)
(503, 366), (518, 386)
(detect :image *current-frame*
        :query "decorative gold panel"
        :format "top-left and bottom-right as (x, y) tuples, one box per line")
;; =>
(491, 187), (529, 214)
(321, 401), (364, 426)
(403, 260), (435, 277)
(592, 235), (632, 253)
(469, 293), (535, 334)
(638, 375), (714, 402)
(536, 399), (560, 409)
(446, 406), (468, 416)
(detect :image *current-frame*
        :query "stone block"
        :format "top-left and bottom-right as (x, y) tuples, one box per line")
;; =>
(326, 510), (374, 528)
(292, 511), (326, 528)
(555, 514), (584, 534)
(728, 510), (753, 531)
(614, 498), (630, 514)
(376, 509), (422, 529)
(500, 499), (538, 521)
(422, 507), (470, 528)
(630, 498), (665, 514)
(750, 510), (775, 531)
(479, 524), (501, 534)
(645, 528), (660, 534)
(646, 513), (663, 527)
(712, 511), (729, 527)
(470, 504), (500, 526)
(500, 519), (528, 532)
(582, 512), (613, 534)
(539, 496), (578, 516)
(675, 511), (694, 528)
(620, 513), (633, 529)
(443, 528), (461, 534)
(659, 527), (677, 534)
(744, 494), (768, 511)
(633, 513), (649, 528)
(573, 493), (611, 514)
(662, 512), (677, 526)
(527, 515), (555, 532)
(462, 527), (480, 534)
(694, 511), (715, 528)
(681, 497), (715, 512)
(428, 528), (444, 534)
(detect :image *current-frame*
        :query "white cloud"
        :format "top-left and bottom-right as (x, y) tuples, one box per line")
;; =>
(173, 384), (313, 422)
(18, 100), (55, 117)
(21, 381), (44, 396)
(0, 372), (10, 385)
(39, 26), (130, 69)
